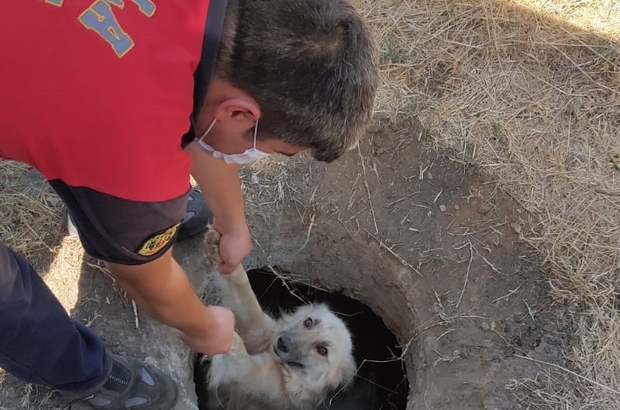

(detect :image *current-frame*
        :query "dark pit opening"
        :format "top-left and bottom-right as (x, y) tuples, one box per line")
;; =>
(195, 266), (409, 409)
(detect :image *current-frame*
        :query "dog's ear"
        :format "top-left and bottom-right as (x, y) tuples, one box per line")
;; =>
(343, 358), (357, 388)
(321, 358), (357, 408)
(331, 356), (357, 393)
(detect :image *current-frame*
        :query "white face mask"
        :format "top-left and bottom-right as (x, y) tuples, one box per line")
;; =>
(197, 119), (270, 164)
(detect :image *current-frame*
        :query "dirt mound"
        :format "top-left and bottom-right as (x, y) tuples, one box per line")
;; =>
(239, 119), (570, 409)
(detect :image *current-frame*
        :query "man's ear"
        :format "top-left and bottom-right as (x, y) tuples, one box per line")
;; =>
(213, 98), (260, 133)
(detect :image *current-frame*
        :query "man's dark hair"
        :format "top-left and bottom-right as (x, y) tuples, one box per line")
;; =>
(215, 0), (379, 162)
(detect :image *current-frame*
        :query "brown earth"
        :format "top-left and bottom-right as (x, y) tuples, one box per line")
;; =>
(243, 118), (572, 409)
(0, 118), (571, 409)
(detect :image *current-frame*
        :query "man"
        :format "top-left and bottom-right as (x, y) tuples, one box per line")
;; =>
(0, 0), (377, 408)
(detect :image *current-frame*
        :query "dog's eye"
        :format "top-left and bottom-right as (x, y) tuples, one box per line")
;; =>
(303, 318), (313, 328)
(316, 345), (328, 357)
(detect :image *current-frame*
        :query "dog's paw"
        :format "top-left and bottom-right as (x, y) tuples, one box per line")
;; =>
(204, 225), (223, 264)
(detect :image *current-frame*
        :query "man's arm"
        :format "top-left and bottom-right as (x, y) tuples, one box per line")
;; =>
(185, 141), (252, 274)
(105, 247), (235, 355)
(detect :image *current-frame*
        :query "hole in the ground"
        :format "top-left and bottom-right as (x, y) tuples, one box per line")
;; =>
(194, 266), (409, 409)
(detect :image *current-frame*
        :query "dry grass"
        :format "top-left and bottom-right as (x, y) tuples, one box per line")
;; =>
(0, 160), (93, 319)
(356, 0), (619, 407)
(0, 160), (63, 269)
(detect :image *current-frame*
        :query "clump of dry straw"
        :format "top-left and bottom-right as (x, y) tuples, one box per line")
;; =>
(356, 0), (619, 407)
(0, 161), (63, 269)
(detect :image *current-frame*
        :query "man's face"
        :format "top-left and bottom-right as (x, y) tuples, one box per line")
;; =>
(200, 120), (307, 158)
(196, 77), (308, 159)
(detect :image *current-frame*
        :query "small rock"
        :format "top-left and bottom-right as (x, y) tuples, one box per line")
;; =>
(439, 204), (447, 212)
(373, 147), (387, 156)
(368, 123), (381, 133)
(509, 222), (522, 234)
(482, 340), (495, 349)
(427, 171), (434, 180)
(453, 349), (461, 357)
(453, 204), (460, 211)
(47, 196), (61, 206)
(478, 204), (492, 215)
(481, 322), (490, 331)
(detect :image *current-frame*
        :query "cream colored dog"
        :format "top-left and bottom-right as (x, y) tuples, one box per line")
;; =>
(202, 228), (356, 410)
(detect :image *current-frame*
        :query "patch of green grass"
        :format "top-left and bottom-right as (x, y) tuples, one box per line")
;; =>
(432, 253), (454, 265)
(596, 41), (619, 62)
(441, 5), (455, 23)
(609, 153), (620, 172)
(381, 40), (407, 64)
(491, 120), (502, 141)
(404, 101), (419, 119)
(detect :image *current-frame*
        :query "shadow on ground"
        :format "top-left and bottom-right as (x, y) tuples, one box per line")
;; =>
(0, 170), (216, 410)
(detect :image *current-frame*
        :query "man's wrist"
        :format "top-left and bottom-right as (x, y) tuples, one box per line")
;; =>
(213, 214), (249, 236)
(178, 305), (216, 338)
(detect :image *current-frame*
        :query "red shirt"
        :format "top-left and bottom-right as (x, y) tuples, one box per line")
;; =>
(0, 0), (210, 202)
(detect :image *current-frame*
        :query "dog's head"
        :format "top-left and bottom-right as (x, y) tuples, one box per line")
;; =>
(272, 303), (356, 396)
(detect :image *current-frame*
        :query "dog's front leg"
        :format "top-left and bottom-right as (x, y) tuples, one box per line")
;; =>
(221, 264), (277, 353)
(208, 333), (286, 408)
(207, 332), (252, 387)
(205, 228), (276, 354)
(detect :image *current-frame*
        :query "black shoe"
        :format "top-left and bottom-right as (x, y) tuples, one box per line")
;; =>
(62, 189), (213, 241)
(177, 189), (213, 240)
(77, 353), (179, 410)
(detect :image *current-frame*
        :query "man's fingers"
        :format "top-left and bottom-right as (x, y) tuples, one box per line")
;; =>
(204, 226), (224, 263)
(219, 261), (235, 275)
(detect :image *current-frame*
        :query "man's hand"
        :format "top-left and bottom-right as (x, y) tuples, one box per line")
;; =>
(179, 306), (235, 356)
(106, 248), (236, 356)
(186, 142), (252, 274)
(212, 217), (252, 275)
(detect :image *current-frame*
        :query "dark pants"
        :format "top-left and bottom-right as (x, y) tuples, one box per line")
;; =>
(0, 240), (110, 391)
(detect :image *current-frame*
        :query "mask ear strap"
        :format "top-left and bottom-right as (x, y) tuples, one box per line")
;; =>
(199, 118), (218, 141)
(252, 121), (259, 149)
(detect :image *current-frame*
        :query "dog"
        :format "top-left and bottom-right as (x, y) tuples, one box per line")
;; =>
(201, 228), (356, 410)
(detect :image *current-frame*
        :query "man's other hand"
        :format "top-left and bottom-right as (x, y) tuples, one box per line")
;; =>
(211, 218), (252, 275)
(180, 306), (235, 356)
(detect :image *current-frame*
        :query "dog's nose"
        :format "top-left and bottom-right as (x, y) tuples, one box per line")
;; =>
(276, 335), (290, 353)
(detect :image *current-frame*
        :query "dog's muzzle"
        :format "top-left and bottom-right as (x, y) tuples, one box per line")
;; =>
(276, 335), (291, 353)
(273, 333), (304, 368)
